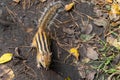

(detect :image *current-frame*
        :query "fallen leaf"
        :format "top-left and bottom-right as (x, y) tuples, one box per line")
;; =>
(0, 53), (13, 64)
(110, 3), (120, 15)
(81, 23), (93, 34)
(80, 34), (95, 42)
(112, 39), (120, 49)
(110, 21), (120, 27)
(107, 36), (120, 50)
(65, 77), (71, 80)
(109, 3), (120, 21)
(93, 18), (109, 31)
(116, 0), (120, 4)
(86, 71), (96, 80)
(105, 4), (111, 11)
(65, 2), (75, 11)
(40, 0), (46, 2)
(82, 57), (90, 63)
(117, 65), (120, 70)
(69, 48), (79, 60)
(0, 65), (15, 80)
(85, 24), (93, 34)
(26, 28), (33, 33)
(86, 46), (98, 60)
(105, 0), (113, 3)
(13, 0), (20, 3)
(106, 36), (115, 45)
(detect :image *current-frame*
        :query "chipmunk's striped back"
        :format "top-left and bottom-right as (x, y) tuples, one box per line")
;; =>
(33, 29), (50, 55)
(32, 1), (62, 69)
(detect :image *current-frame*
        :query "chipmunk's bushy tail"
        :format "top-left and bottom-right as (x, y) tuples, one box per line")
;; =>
(38, 1), (63, 30)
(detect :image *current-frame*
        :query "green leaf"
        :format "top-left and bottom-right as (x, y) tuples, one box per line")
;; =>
(80, 34), (95, 42)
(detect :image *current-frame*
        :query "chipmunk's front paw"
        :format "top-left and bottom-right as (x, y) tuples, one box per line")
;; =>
(37, 63), (41, 69)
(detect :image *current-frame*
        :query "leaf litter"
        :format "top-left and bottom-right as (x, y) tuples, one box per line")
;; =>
(1, 0), (120, 80)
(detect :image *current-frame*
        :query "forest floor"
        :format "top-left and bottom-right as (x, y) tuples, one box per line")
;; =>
(0, 0), (120, 80)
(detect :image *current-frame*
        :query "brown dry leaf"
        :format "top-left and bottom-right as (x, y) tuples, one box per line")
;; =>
(85, 24), (93, 34)
(107, 36), (120, 50)
(65, 2), (75, 11)
(86, 46), (98, 60)
(69, 48), (79, 60)
(93, 18), (109, 29)
(110, 21), (120, 27)
(86, 71), (96, 80)
(106, 36), (115, 44)
(105, 0), (113, 3)
(13, 0), (20, 3)
(81, 23), (93, 34)
(40, 0), (46, 2)
(26, 28), (33, 33)
(0, 65), (15, 80)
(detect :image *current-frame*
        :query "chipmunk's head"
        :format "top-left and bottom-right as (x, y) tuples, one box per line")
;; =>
(40, 53), (52, 70)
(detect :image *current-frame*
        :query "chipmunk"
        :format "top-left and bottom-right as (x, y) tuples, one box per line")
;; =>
(31, 1), (62, 69)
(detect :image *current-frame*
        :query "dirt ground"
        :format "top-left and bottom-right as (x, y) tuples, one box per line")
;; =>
(0, 0), (120, 80)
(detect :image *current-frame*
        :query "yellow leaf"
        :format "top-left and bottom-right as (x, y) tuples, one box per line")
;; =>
(65, 2), (75, 11)
(65, 77), (71, 80)
(110, 3), (120, 15)
(0, 53), (13, 64)
(69, 48), (79, 60)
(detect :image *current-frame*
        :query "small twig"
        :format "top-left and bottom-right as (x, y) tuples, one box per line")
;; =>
(73, 10), (94, 20)
(6, 6), (17, 22)
(63, 54), (71, 63)
(70, 12), (80, 28)
(6, 6), (23, 25)
(108, 71), (120, 80)
(105, 27), (120, 37)
(9, 46), (32, 49)
(54, 18), (63, 24)
(14, 47), (37, 78)
(53, 22), (60, 28)
(0, 19), (14, 25)
(25, 47), (34, 58)
(22, 0), (33, 9)
(22, 61), (37, 78)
